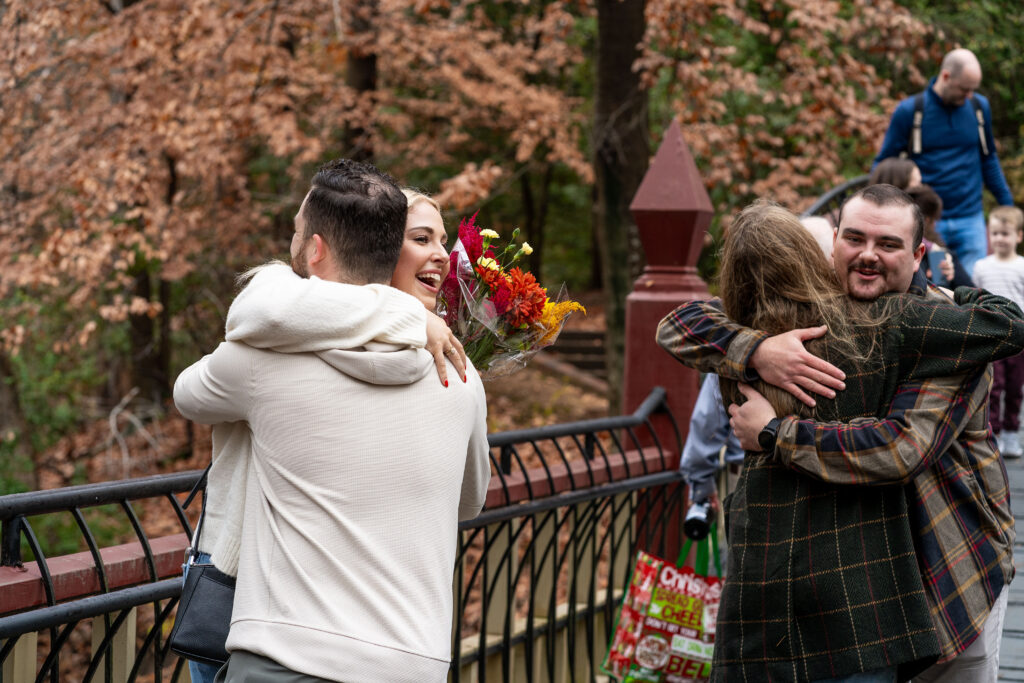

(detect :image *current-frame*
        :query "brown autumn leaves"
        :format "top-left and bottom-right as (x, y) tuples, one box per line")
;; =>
(0, 0), (942, 477)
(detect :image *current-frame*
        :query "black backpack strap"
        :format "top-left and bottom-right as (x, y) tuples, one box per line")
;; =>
(971, 96), (990, 156)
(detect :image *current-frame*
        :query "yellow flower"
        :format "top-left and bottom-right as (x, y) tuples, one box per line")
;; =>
(534, 300), (586, 347)
(477, 256), (499, 270)
(480, 229), (500, 239)
(521, 242), (533, 255)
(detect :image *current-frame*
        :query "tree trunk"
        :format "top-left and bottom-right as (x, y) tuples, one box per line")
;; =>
(343, 0), (378, 162)
(129, 268), (163, 404)
(0, 352), (32, 486)
(520, 163), (553, 279)
(593, 0), (649, 412)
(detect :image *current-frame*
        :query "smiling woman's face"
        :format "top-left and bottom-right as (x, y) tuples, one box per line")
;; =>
(390, 201), (449, 310)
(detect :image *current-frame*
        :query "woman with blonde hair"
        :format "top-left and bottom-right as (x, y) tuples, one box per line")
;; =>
(706, 199), (1023, 682)
(181, 186), (468, 683)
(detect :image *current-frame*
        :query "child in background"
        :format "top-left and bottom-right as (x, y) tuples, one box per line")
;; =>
(908, 184), (974, 288)
(973, 205), (1024, 459)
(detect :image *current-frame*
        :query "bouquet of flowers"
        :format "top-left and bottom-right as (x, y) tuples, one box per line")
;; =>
(438, 213), (585, 378)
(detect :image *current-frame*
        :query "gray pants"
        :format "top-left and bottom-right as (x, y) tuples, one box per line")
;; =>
(214, 650), (339, 683)
(913, 585), (1010, 683)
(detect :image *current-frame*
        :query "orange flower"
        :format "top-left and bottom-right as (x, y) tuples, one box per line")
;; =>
(475, 264), (508, 293)
(505, 267), (547, 328)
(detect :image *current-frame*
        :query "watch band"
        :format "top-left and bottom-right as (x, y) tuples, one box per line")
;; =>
(757, 417), (782, 452)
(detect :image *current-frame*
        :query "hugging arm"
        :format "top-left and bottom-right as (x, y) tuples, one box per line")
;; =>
(772, 371), (987, 486)
(656, 299), (770, 380)
(226, 261), (466, 385)
(656, 299), (845, 407)
(899, 286), (1024, 379)
(173, 342), (254, 425)
(226, 262), (428, 352)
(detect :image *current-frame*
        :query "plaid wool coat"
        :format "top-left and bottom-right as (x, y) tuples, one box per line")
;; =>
(657, 284), (1024, 682)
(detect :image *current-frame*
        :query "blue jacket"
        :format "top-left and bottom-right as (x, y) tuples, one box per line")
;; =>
(874, 78), (1013, 218)
(678, 374), (743, 504)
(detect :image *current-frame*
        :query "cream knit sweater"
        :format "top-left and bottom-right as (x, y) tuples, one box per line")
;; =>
(174, 265), (489, 682)
(189, 262), (430, 576)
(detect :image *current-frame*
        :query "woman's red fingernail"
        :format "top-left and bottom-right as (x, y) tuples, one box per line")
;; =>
(462, 375), (467, 383)
(444, 380), (449, 388)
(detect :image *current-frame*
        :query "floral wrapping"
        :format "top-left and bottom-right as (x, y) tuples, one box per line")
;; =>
(438, 213), (585, 379)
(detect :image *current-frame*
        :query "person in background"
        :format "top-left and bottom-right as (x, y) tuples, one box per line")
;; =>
(874, 48), (1014, 276)
(679, 373), (743, 537)
(973, 205), (1024, 459)
(907, 183), (974, 288)
(869, 157), (922, 190)
(799, 215), (837, 257)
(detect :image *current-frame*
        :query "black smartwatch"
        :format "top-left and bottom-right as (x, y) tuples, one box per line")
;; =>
(757, 417), (782, 452)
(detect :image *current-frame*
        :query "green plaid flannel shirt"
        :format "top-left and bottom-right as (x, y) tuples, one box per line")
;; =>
(656, 275), (1024, 679)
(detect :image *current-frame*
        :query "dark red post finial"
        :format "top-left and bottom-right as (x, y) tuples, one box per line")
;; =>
(623, 119), (712, 453)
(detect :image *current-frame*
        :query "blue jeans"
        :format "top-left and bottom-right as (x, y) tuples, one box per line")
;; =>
(181, 552), (222, 683)
(813, 667), (896, 683)
(936, 212), (987, 278)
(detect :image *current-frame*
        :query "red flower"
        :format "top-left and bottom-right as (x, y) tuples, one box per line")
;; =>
(490, 285), (512, 315)
(458, 212), (484, 263)
(438, 252), (462, 326)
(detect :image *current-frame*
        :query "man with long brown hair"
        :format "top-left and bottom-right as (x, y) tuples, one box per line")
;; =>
(658, 184), (1019, 682)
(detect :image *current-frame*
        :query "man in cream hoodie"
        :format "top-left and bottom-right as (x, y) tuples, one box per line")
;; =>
(174, 159), (490, 682)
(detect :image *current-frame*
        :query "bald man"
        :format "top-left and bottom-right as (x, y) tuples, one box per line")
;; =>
(874, 48), (1014, 277)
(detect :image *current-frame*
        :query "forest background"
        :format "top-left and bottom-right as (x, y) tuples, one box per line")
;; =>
(2, 0), (1022, 497)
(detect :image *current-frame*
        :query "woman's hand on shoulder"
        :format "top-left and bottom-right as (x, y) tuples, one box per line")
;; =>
(426, 312), (467, 387)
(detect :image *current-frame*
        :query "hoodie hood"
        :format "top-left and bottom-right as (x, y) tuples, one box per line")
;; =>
(315, 342), (434, 385)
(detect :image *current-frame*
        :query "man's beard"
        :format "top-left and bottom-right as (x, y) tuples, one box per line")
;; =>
(292, 250), (310, 278)
(846, 259), (887, 300)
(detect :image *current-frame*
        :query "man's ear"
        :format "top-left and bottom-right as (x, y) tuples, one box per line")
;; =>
(912, 242), (926, 269)
(307, 234), (328, 267)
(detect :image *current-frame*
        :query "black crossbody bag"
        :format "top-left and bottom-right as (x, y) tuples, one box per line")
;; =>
(168, 467), (236, 667)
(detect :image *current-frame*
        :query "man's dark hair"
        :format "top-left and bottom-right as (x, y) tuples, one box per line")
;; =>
(300, 159), (407, 284)
(906, 184), (944, 246)
(839, 183), (925, 249)
(906, 184), (943, 224)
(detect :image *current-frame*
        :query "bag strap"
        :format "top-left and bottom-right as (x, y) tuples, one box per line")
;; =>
(676, 537), (693, 569)
(971, 96), (990, 156)
(908, 89), (989, 158)
(184, 464), (212, 564)
(910, 91), (925, 156)
(675, 524), (723, 579)
(709, 522), (722, 578)
(182, 465), (211, 510)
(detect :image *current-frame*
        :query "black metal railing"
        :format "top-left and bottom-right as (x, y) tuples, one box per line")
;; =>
(801, 173), (869, 224)
(454, 386), (684, 682)
(1, 387), (683, 683)
(0, 472), (203, 683)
